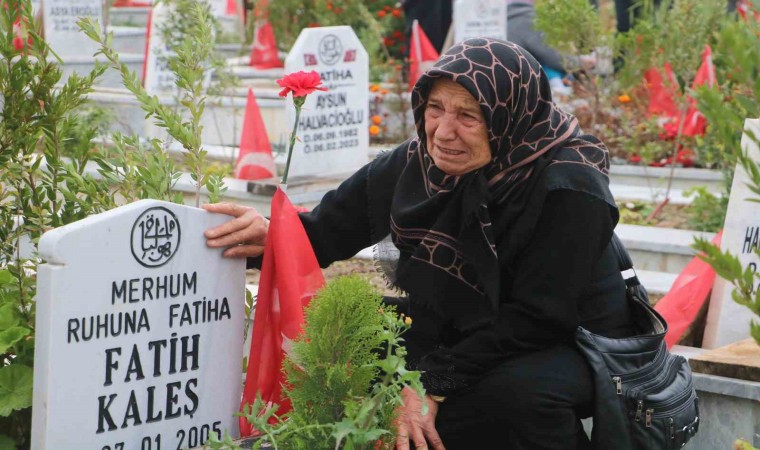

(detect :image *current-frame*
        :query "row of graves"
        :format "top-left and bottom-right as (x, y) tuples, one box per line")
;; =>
(41, 0), (512, 196)
(24, 0), (760, 448)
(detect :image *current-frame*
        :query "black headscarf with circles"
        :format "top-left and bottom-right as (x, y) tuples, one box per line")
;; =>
(375, 38), (615, 331)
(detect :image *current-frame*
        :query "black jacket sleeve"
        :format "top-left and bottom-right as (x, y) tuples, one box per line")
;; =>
(414, 189), (617, 396)
(247, 147), (408, 270)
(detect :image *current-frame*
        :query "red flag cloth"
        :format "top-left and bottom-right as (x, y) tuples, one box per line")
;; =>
(249, 0), (282, 69)
(655, 230), (723, 349)
(249, 20), (283, 68)
(226, 0), (238, 15)
(737, 0), (760, 21)
(681, 45), (716, 137)
(239, 187), (325, 436)
(644, 63), (679, 120)
(235, 88), (276, 180)
(408, 19), (439, 91)
(141, 6), (154, 86)
(112, 0), (152, 6)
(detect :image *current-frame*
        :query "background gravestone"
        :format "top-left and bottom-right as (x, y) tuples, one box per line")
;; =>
(42, 0), (103, 59)
(283, 25), (369, 179)
(143, 2), (175, 96)
(453, 0), (507, 44)
(702, 118), (760, 349)
(32, 199), (247, 450)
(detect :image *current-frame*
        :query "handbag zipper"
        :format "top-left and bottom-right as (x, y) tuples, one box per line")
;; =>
(630, 355), (683, 399)
(610, 346), (668, 395)
(650, 388), (696, 418)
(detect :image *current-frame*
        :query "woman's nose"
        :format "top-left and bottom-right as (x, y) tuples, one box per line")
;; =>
(435, 114), (457, 140)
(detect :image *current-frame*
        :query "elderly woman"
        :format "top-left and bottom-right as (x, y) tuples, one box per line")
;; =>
(204, 38), (635, 450)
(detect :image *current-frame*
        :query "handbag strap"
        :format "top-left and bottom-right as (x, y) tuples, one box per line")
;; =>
(610, 233), (641, 289)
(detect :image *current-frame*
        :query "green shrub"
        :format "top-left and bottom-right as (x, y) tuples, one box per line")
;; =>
(209, 275), (424, 450)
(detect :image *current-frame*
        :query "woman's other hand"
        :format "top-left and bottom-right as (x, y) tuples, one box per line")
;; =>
(202, 202), (269, 258)
(394, 387), (446, 450)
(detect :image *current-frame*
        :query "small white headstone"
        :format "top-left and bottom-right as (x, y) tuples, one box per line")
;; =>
(453, 0), (507, 44)
(284, 26), (369, 179)
(42, 0), (103, 58)
(143, 2), (175, 95)
(702, 118), (760, 348)
(32, 199), (246, 449)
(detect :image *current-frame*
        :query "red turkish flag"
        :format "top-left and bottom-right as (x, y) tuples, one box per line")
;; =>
(249, 20), (283, 68)
(408, 19), (439, 91)
(681, 45), (716, 137)
(239, 187), (325, 436)
(249, 0), (282, 69)
(655, 230), (723, 349)
(235, 88), (276, 180)
(644, 63), (679, 120)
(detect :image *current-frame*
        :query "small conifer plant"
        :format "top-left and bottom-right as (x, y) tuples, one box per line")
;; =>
(208, 275), (424, 450)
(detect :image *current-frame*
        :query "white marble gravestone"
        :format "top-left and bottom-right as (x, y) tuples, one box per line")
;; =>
(702, 118), (760, 348)
(32, 199), (246, 450)
(284, 26), (369, 179)
(42, 0), (103, 58)
(143, 2), (175, 95)
(453, 0), (507, 44)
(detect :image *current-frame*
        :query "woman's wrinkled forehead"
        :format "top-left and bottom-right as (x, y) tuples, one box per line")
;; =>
(412, 38), (549, 142)
(427, 78), (482, 112)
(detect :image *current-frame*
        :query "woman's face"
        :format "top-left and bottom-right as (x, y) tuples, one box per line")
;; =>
(424, 78), (491, 176)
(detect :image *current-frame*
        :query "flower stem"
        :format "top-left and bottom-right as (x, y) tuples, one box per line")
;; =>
(281, 105), (302, 186)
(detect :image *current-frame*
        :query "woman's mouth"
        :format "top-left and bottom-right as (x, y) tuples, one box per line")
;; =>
(437, 146), (465, 156)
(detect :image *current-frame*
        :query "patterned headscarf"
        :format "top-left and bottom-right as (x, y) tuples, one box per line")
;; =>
(384, 38), (612, 330)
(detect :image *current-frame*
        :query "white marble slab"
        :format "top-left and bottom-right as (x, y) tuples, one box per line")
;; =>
(703, 118), (760, 349)
(453, 0), (507, 44)
(283, 26), (369, 179)
(32, 199), (246, 449)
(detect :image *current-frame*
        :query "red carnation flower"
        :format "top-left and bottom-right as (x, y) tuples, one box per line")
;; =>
(276, 70), (327, 98)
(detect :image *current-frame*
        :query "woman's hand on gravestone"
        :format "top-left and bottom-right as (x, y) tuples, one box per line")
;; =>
(202, 203), (269, 258)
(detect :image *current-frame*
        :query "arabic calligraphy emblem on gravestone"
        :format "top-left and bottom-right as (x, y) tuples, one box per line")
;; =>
(131, 206), (181, 268)
(318, 34), (343, 65)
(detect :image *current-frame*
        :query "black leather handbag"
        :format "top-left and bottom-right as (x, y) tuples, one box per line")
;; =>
(575, 234), (700, 450)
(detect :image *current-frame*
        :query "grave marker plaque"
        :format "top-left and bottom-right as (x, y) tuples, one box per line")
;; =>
(143, 2), (175, 95)
(702, 118), (760, 348)
(453, 0), (507, 44)
(32, 199), (246, 449)
(42, 0), (103, 58)
(284, 26), (369, 179)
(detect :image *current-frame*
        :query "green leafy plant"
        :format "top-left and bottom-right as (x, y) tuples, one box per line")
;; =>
(683, 186), (727, 232)
(79, 0), (227, 207)
(0, 0), (114, 446)
(535, 0), (615, 129)
(207, 275), (424, 449)
(693, 1), (760, 186)
(615, 0), (725, 215)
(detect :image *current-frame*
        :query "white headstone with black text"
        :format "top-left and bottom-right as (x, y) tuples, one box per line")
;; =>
(32, 199), (246, 450)
(42, 0), (103, 58)
(284, 26), (369, 179)
(453, 0), (507, 44)
(702, 118), (760, 348)
(143, 2), (175, 95)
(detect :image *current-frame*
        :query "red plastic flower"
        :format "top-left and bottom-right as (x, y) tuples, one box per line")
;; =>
(276, 70), (327, 98)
